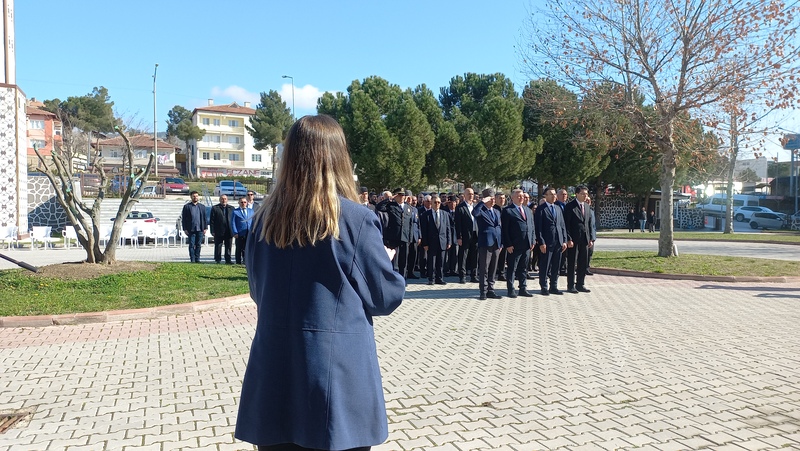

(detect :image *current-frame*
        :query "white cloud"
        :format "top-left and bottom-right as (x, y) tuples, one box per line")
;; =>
(209, 85), (260, 106)
(280, 83), (338, 111)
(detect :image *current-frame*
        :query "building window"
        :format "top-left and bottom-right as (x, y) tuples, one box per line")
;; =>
(135, 150), (149, 159)
(229, 154), (240, 161)
(54, 125), (62, 136)
(202, 118), (210, 125)
(213, 119), (221, 126)
(29, 138), (46, 148)
(29, 120), (45, 129)
(228, 119), (239, 127)
(228, 136), (240, 144)
(252, 154), (262, 162)
(213, 152), (221, 160)
(213, 135), (221, 143)
(110, 150), (120, 158)
(202, 152), (210, 160)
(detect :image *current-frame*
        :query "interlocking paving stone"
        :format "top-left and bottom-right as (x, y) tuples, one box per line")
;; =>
(1, 275), (799, 450)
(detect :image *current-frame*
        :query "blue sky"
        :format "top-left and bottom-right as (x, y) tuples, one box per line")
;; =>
(16, 0), (534, 128)
(15, 0), (797, 161)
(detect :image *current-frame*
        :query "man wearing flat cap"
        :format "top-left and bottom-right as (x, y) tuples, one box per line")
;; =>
(359, 186), (375, 212)
(473, 188), (503, 300)
(377, 187), (416, 278)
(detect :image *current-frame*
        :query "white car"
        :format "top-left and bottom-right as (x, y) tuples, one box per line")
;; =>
(749, 212), (786, 230)
(110, 209), (160, 238)
(733, 206), (782, 222)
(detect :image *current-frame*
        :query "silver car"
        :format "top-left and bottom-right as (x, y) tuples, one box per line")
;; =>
(748, 212), (785, 230)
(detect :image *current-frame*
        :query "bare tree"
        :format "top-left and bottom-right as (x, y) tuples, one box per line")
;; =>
(33, 123), (155, 264)
(521, 0), (800, 256)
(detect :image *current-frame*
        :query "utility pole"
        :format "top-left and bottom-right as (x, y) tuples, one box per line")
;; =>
(153, 63), (159, 178)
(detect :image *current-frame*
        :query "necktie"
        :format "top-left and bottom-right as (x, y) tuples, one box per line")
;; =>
(550, 205), (555, 217)
(243, 209), (247, 219)
(435, 210), (440, 227)
(580, 203), (584, 216)
(520, 206), (526, 220)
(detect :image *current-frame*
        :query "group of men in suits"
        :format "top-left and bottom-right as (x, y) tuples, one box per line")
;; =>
(208, 194), (254, 265)
(364, 184), (596, 299)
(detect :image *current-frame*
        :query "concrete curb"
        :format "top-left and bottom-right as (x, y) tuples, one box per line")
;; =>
(596, 235), (800, 246)
(592, 267), (800, 283)
(0, 294), (253, 328)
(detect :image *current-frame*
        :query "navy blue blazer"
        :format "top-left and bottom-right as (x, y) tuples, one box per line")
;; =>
(501, 203), (535, 250)
(419, 208), (452, 251)
(534, 202), (567, 248)
(472, 201), (502, 248)
(230, 206), (253, 236)
(235, 198), (406, 450)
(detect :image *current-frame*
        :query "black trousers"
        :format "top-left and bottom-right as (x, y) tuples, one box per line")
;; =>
(258, 445), (370, 451)
(457, 236), (478, 278)
(496, 247), (507, 277)
(566, 242), (589, 288)
(446, 244), (458, 274)
(505, 247), (530, 291)
(214, 235), (232, 263)
(235, 234), (248, 264)
(477, 245), (500, 295)
(417, 244), (428, 274)
(406, 241), (418, 276)
(391, 242), (409, 275)
(538, 246), (563, 289)
(426, 248), (446, 281)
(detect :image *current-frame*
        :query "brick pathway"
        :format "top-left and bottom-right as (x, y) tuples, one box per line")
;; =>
(1, 275), (799, 450)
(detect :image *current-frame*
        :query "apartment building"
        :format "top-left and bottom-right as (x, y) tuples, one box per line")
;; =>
(93, 134), (180, 175)
(190, 100), (273, 179)
(26, 99), (62, 169)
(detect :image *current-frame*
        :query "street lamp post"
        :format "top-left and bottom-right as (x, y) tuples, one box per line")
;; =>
(281, 75), (295, 120)
(153, 63), (159, 179)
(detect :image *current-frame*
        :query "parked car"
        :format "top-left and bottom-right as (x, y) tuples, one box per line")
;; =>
(110, 177), (142, 194)
(696, 194), (760, 214)
(733, 206), (782, 222)
(213, 180), (248, 198)
(140, 185), (160, 197)
(163, 177), (190, 195)
(111, 209), (160, 238)
(749, 212), (786, 230)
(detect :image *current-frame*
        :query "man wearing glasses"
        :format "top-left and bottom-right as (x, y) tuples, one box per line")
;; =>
(231, 197), (253, 265)
(245, 191), (256, 209)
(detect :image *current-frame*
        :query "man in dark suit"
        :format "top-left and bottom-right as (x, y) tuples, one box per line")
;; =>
(473, 188), (502, 300)
(210, 194), (235, 264)
(501, 189), (535, 298)
(534, 187), (568, 296)
(564, 185), (594, 293)
(586, 196), (596, 275)
(417, 194), (432, 276)
(359, 186), (375, 212)
(377, 187), (415, 278)
(454, 188), (479, 284)
(493, 191), (508, 282)
(420, 194), (452, 285)
(555, 188), (569, 276)
(181, 191), (207, 263)
(405, 190), (421, 279)
(444, 195), (459, 276)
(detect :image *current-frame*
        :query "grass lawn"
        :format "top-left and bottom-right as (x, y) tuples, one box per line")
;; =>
(0, 262), (249, 317)
(599, 230), (800, 243)
(593, 251), (800, 277)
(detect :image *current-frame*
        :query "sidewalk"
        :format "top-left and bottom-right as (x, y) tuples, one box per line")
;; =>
(1, 275), (799, 450)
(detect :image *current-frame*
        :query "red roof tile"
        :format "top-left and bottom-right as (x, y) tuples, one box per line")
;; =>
(93, 134), (180, 150)
(193, 102), (255, 115)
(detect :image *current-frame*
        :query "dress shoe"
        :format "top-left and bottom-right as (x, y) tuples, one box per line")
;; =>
(585, 269), (594, 275)
(459, 277), (466, 284)
(427, 280), (434, 285)
(577, 286), (591, 293)
(469, 277), (479, 283)
(435, 280), (447, 285)
(567, 287), (579, 294)
(486, 291), (503, 299)
(549, 288), (564, 295)
(540, 289), (550, 296)
(478, 294), (487, 300)
(507, 290), (517, 298)
(497, 275), (507, 281)
(559, 271), (567, 276)
(518, 290), (533, 297)
(406, 273), (420, 280)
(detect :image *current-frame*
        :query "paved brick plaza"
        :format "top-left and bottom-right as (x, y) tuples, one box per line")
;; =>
(1, 275), (799, 450)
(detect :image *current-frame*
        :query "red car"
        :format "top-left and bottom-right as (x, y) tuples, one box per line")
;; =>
(163, 177), (190, 195)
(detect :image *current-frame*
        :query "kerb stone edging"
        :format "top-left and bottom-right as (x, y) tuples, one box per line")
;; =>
(0, 294), (253, 328)
(592, 267), (799, 283)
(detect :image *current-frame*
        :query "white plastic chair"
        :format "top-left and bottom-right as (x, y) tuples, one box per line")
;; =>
(156, 225), (176, 247)
(24, 226), (57, 250)
(98, 225), (112, 247)
(63, 225), (79, 249)
(139, 224), (158, 247)
(0, 225), (17, 250)
(119, 225), (139, 248)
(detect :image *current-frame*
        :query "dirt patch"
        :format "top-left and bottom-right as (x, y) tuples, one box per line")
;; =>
(30, 261), (158, 281)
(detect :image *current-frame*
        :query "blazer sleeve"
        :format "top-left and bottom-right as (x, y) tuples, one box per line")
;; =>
(351, 212), (405, 317)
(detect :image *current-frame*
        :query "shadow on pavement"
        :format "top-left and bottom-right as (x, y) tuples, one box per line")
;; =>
(697, 284), (800, 292)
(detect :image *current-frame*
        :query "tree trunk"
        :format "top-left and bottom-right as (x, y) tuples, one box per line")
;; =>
(657, 125), (677, 257)
(723, 113), (738, 234)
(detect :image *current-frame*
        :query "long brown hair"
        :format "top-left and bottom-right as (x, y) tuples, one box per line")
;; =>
(256, 115), (358, 248)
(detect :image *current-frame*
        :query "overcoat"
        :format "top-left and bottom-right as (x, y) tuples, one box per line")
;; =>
(235, 198), (406, 449)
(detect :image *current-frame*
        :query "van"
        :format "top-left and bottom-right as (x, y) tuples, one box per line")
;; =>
(696, 194), (760, 214)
